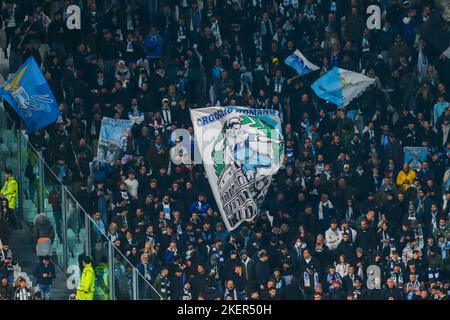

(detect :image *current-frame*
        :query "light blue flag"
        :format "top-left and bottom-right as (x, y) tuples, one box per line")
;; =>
(0, 57), (61, 133)
(311, 67), (376, 107)
(404, 147), (428, 170)
(284, 50), (319, 76)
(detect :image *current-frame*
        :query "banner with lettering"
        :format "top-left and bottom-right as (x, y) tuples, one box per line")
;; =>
(97, 117), (134, 163)
(191, 107), (284, 231)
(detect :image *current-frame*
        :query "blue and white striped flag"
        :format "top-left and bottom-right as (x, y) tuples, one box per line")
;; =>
(284, 50), (319, 76)
(311, 67), (376, 107)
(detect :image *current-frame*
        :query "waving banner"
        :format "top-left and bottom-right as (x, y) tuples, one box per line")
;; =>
(285, 49), (319, 76)
(0, 57), (60, 133)
(97, 117), (134, 163)
(191, 107), (284, 231)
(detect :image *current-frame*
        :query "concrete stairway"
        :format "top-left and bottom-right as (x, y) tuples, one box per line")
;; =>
(0, 110), (70, 300)
(9, 225), (71, 300)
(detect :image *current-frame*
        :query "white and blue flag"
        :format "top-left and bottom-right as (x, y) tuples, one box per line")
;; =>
(311, 67), (376, 107)
(97, 117), (135, 163)
(191, 107), (284, 231)
(284, 50), (319, 76)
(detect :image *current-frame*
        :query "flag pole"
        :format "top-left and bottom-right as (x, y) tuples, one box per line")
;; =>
(287, 74), (302, 83)
(17, 20), (35, 50)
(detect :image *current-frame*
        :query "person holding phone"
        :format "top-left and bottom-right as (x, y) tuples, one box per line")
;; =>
(33, 256), (56, 300)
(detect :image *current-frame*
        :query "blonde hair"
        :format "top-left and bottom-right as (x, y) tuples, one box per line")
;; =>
(144, 241), (157, 256)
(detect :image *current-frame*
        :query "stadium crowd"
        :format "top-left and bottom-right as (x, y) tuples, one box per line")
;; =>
(1, 0), (450, 300)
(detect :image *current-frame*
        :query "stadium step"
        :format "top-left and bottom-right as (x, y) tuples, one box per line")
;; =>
(9, 224), (71, 300)
(50, 269), (72, 300)
(9, 229), (36, 289)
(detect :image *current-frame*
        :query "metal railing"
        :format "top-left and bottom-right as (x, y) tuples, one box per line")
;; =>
(0, 101), (161, 299)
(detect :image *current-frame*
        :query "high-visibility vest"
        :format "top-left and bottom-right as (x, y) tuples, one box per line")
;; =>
(0, 177), (18, 209)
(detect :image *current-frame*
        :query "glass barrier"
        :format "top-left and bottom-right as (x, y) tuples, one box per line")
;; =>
(19, 131), (41, 224)
(0, 110), (19, 182)
(65, 193), (88, 271)
(6, 124), (162, 300)
(93, 258), (110, 300)
(136, 267), (161, 300)
(111, 245), (133, 300)
(86, 212), (109, 300)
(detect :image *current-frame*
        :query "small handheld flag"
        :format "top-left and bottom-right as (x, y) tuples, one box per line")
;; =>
(284, 50), (319, 76)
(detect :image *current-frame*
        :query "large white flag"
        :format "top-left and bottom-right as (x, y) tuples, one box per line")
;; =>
(190, 107), (284, 231)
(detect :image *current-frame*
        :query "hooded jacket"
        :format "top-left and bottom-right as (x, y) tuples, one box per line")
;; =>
(77, 263), (95, 300)
(0, 177), (18, 209)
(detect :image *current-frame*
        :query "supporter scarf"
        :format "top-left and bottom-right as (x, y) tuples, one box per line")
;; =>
(345, 207), (354, 223)
(6, 5), (17, 28)
(254, 35), (263, 51)
(303, 271), (319, 288)
(438, 240), (449, 259)
(211, 21), (222, 47)
(90, 121), (97, 135)
(430, 211), (438, 230)
(177, 25), (186, 43)
(417, 48), (428, 73)
(318, 200), (333, 220)
(391, 271), (403, 286)
(182, 288), (192, 300)
(406, 280), (420, 292)
(58, 165), (66, 179)
(143, 263), (153, 281)
(160, 277), (171, 297)
(211, 247), (224, 264)
(126, 14), (133, 31)
(145, 233), (156, 247)
(253, 0), (264, 8)
(304, 4), (315, 20)
(330, 1), (337, 12)
(443, 195), (449, 212)
(283, 0), (299, 9)
(239, 74), (251, 96)
(108, 231), (119, 242)
(357, 264), (364, 278)
(327, 272), (342, 284)
(362, 35), (370, 52)
(428, 266), (440, 282)
(180, 0), (189, 8)
(151, 118), (166, 136)
(163, 203), (171, 220)
(162, 108), (172, 125)
(224, 288), (238, 300)
(260, 19), (274, 36)
(315, 162), (324, 175)
(275, 276), (283, 289)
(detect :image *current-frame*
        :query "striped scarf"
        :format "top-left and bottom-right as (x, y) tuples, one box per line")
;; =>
(303, 271), (319, 288)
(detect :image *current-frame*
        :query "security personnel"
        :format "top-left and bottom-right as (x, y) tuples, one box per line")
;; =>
(76, 256), (95, 300)
(1, 169), (18, 211)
